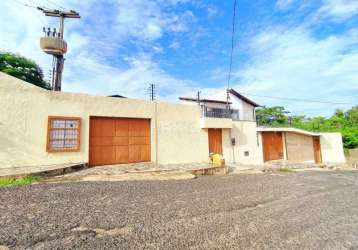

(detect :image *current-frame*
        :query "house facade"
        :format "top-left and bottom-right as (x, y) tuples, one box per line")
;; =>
(0, 73), (345, 170)
(179, 88), (263, 165)
(257, 127), (346, 164)
(0, 73), (264, 169)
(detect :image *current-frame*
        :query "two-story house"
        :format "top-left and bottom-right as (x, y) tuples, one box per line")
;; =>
(179, 88), (264, 165)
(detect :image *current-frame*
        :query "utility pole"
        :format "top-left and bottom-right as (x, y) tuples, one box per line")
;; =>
(148, 83), (156, 101)
(38, 8), (80, 91)
(226, 88), (231, 110)
(197, 90), (201, 106)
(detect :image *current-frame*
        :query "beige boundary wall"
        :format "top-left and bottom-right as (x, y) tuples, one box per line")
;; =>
(0, 73), (207, 168)
(0, 73), (264, 169)
(346, 149), (358, 166)
(319, 132), (346, 163)
(222, 121), (264, 165)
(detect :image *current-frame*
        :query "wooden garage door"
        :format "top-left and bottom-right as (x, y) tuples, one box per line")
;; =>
(89, 117), (150, 166)
(286, 132), (315, 162)
(208, 129), (223, 154)
(262, 132), (284, 162)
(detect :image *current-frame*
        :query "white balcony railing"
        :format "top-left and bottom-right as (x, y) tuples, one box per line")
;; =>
(201, 106), (256, 122)
(201, 106), (240, 121)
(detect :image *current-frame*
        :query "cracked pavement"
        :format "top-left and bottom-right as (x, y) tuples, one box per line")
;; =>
(1, 170), (358, 249)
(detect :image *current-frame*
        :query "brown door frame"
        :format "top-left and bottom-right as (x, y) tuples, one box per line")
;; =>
(313, 136), (322, 163)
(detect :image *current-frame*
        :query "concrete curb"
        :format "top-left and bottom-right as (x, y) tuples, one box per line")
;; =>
(0, 163), (88, 180)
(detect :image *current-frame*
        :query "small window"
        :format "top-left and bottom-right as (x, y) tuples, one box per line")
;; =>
(47, 116), (81, 152)
(244, 151), (250, 157)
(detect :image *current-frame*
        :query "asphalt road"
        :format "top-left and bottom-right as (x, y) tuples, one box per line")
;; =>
(1, 170), (358, 250)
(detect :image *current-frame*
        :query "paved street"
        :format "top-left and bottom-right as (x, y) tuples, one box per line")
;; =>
(1, 170), (358, 249)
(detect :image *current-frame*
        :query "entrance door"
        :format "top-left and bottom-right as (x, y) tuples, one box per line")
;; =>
(208, 129), (223, 154)
(313, 137), (322, 163)
(262, 132), (284, 161)
(89, 117), (151, 166)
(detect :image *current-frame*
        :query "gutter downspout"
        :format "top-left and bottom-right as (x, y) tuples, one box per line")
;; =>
(231, 128), (235, 164)
(154, 100), (159, 165)
(226, 89), (235, 164)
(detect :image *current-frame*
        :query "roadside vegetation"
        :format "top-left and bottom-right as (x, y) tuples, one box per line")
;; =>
(278, 167), (294, 173)
(0, 51), (50, 89)
(0, 176), (41, 188)
(256, 106), (358, 149)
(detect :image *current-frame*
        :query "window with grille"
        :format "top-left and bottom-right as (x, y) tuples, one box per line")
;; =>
(47, 117), (81, 152)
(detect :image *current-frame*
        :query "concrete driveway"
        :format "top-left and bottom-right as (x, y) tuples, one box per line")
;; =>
(1, 170), (358, 249)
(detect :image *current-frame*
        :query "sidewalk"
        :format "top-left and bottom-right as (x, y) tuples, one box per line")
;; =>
(1, 162), (228, 183)
(0, 163), (87, 179)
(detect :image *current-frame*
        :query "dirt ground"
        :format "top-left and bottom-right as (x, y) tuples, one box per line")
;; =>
(1, 170), (358, 249)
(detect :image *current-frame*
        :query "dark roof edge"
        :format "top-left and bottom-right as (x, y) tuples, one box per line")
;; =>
(179, 97), (232, 104)
(108, 94), (126, 98)
(228, 89), (260, 107)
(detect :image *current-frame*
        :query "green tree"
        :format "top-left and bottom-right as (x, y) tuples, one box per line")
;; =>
(0, 52), (50, 89)
(256, 106), (290, 126)
(329, 109), (345, 129)
(346, 106), (358, 126)
(342, 127), (358, 149)
(341, 106), (358, 149)
(255, 105), (358, 149)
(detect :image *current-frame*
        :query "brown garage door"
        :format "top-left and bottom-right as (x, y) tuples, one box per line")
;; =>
(262, 132), (284, 162)
(89, 117), (151, 166)
(286, 132), (315, 162)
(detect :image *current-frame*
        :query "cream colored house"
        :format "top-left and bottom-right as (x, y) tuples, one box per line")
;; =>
(0, 73), (345, 170)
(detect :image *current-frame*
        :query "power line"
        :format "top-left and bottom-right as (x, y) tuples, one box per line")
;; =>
(10, 0), (67, 12)
(240, 92), (353, 105)
(227, 0), (237, 90)
(43, 0), (67, 11)
(12, 0), (38, 9)
(11, 0), (47, 26)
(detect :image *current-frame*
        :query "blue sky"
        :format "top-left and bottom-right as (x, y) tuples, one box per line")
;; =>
(0, 0), (357, 116)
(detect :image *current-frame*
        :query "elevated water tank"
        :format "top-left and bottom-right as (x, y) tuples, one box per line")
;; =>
(40, 37), (67, 56)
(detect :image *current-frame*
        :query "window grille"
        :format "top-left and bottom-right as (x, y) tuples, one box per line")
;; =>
(47, 116), (81, 152)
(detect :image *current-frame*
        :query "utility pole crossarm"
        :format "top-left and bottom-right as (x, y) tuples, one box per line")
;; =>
(37, 7), (80, 18)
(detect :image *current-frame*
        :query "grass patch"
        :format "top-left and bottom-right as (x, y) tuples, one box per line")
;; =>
(278, 167), (294, 173)
(0, 175), (41, 188)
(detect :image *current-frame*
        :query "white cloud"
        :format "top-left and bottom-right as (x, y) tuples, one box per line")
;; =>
(207, 6), (219, 17)
(230, 26), (358, 116)
(276, 0), (295, 9)
(63, 53), (196, 100)
(106, 0), (196, 41)
(0, 1), (52, 71)
(316, 0), (358, 21)
(1, 0), (357, 117)
(169, 41), (181, 49)
(0, 0), (197, 101)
